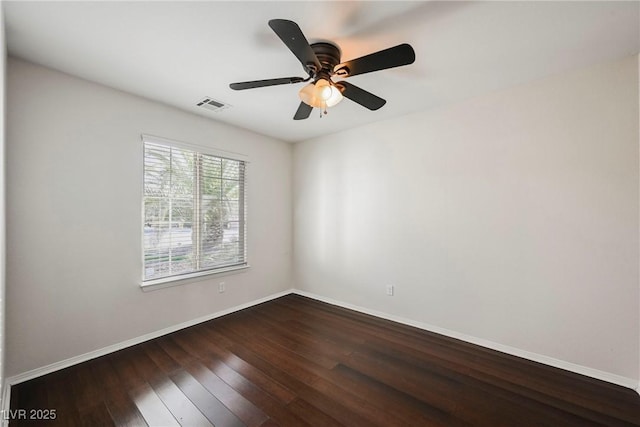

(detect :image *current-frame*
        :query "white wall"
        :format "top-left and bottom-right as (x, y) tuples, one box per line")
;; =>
(294, 55), (639, 381)
(6, 58), (292, 377)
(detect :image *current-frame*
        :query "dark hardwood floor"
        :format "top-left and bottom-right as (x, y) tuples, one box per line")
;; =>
(9, 294), (640, 426)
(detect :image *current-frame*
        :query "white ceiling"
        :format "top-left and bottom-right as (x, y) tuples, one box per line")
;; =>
(4, 1), (639, 143)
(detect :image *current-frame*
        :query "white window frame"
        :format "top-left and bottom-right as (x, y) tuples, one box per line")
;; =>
(140, 134), (249, 290)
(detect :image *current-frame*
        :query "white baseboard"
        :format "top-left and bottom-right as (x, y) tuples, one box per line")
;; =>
(5, 289), (293, 387)
(292, 289), (639, 391)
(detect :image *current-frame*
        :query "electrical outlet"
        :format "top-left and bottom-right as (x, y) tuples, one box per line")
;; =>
(218, 282), (226, 293)
(386, 284), (394, 296)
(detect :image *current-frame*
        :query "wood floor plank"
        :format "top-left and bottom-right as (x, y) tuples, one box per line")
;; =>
(252, 312), (356, 358)
(129, 383), (180, 427)
(227, 343), (378, 427)
(148, 375), (213, 427)
(126, 346), (167, 385)
(285, 398), (343, 426)
(171, 369), (245, 427)
(103, 392), (149, 427)
(454, 378), (606, 427)
(156, 335), (197, 367)
(330, 363), (469, 427)
(108, 350), (148, 391)
(226, 332), (411, 426)
(10, 295), (640, 426)
(45, 372), (83, 427)
(346, 342), (599, 426)
(142, 341), (182, 375)
(342, 350), (461, 413)
(86, 355), (150, 427)
(71, 362), (108, 416)
(78, 402), (115, 427)
(185, 327), (298, 404)
(197, 356), (311, 427)
(185, 361), (269, 427)
(259, 328), (341, 370)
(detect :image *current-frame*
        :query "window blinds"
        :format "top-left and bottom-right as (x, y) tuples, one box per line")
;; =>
(143, 139), (246, 282)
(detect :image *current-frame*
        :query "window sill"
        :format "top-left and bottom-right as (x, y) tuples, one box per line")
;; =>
(140, 265), (250, 292)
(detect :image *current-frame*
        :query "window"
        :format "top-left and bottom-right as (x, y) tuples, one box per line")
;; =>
(142, 135), (247, 283)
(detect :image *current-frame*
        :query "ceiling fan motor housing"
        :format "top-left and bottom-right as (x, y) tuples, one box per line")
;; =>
(309, 42), (341, 78)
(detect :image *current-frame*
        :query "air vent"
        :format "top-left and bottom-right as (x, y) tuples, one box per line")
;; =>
(196, 97), (231, 112)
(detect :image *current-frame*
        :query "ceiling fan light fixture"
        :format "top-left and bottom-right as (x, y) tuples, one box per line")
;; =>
(299, 78), (343, 109)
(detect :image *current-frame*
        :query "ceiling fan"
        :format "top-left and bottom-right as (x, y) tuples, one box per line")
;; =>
(229, 19), (416, 120)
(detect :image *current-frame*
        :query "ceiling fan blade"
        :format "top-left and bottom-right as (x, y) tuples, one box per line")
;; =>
(293, 102), (313, 120)
(337, 81), (386, 110)
(230, 77), (306, 90)
(334, 44), (415, 77)
(268, 19), (321, 74)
